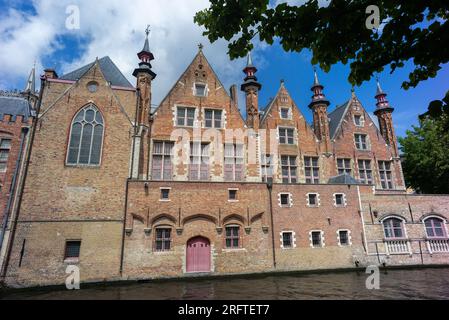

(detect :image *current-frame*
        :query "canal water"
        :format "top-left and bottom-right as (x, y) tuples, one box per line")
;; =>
(2, 267), (449, 300)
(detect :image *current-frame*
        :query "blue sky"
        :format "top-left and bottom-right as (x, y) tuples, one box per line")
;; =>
(1, 0), (448, 140)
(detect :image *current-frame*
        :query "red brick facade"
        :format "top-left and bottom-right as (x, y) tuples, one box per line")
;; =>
(1, 45), (448, 288)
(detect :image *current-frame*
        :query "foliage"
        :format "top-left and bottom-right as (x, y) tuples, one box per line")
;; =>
(399, 91), (449, 194)
(194, 0), (449, 89)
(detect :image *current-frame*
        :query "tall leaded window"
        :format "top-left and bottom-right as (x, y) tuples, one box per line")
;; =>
(225, 226), (240, 248)
(354, 134), (369, 150)
(177, 107), (195, 127)
(378, 161), (393, 189)
(224, 144), (244, 181)
(279, 127), (294, 144)
(261, 154), (274, 182)
(152, 141), (174, 180)
(189, 142), (210, 181)
(281, 155), (297, 183)
(204, 109), (223, 128)
(0, 138), (12, 172)
(155, 228), (171, 251)
(358, 160), (373, 184)
(304, 156), (320, 184)
(67, 104), (104, 165)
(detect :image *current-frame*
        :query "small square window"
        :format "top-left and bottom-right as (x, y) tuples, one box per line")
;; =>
(339, 230), (350, 246)
(280, 194), (290, 206)
(308, 194), (318, 206)
(229, 189), (238, 201)
(282, 232), (293, 248)
(335, 194), (344, 206)
(280, 108), (290, 119)
(195, 83), (207, 97)
(354, 115), (363, 127)
(64, 240), (81, 260)
(161, 189), (170, 200)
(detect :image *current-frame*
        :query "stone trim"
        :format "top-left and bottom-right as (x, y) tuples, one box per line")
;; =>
(280, 231), (296, 249)
(278, 192), (293, 208)
(333, 193), (347, 207)
(306, 193), (320, 207)
(309, 230), (325, 248)
(336, 229), (352, 246)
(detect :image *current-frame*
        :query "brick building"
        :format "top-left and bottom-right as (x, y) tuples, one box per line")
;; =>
(1, 31), (448, 288)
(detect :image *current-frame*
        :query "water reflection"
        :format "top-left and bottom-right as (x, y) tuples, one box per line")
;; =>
(2, 268), (449, 300)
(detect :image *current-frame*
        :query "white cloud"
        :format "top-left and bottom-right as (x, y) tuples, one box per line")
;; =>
(0, 0), (256, 105)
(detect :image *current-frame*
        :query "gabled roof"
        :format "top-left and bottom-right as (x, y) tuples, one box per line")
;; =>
(328, 100), (350, 139)
(0, 96), (34, 121)
(60, 56), (133, 88)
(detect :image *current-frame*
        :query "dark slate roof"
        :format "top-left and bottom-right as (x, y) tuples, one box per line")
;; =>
(0, 96), (34, 122)
(328, 174), (359, 185)
(60, 56), (133, 88)
(328, 101), (349, 139)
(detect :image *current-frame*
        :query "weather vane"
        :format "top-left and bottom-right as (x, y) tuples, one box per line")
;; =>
(198, 43), (204, 51)
(145, 25), (151, 37)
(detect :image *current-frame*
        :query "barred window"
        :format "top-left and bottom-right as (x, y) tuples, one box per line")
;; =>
(155, 228), (171, 251)
(279, 127), (294, 144)
(177, 107), (195, 127)
(189, 143), (210, 181)
(224, 144), (244, 181)
(281, 156), (297, 183)
(339, 230), (350, 246)
(152, 141), (174, 180)
(358, 160), (373, 184)
(304, 156), (320, 184)
(378, 161), (393, 189)
(337, 158), (352, 176)
(64, 240), (81, 260)
(67, 104), (104, 165)
(0, 138), (12, 172)
(282, 232), (293, 248)
(311, 231), (323, 247)
(204, 109), (222, 128)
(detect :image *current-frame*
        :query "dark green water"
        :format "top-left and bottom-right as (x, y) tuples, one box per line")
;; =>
(2, 268), (449, 300)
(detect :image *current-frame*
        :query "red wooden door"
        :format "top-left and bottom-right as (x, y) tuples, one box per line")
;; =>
(186, 237), (211, 273)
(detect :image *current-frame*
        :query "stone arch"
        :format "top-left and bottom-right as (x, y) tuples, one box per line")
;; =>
(151, 213), (177, 227)
(182, 214), (217, 226)
(222, 213), (245, 226)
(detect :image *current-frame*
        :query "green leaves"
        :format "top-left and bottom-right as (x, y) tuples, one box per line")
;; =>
(194, 0), (449, 89)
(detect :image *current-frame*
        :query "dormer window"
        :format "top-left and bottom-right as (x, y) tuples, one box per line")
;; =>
(195, 83), (207, 97)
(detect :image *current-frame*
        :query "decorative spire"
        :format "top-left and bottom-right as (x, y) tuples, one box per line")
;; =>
(23, 63), (36, 94)
(374, 77), (393, 111)
(133, 26), (156, 79)
(246, 51), (254, 68)
(309, 67), (329, 108)
(241, 50), (261, 91)
(137, 25), (154, 63)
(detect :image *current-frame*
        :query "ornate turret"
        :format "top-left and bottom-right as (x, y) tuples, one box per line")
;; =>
(131, 26), (157, 180)
(241, 51), (262, 130)
(22, 63), (38, 108)
(308, 68), (331, 153)
(373, 78), (398, 156)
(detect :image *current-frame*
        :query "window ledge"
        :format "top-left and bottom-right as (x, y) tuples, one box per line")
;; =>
(64, 258), (80, 264)
(65, 164), (101, 169)
(222, 248), (246, 253)
(159, 199), (171, 202)
(228, 200), (239, 203)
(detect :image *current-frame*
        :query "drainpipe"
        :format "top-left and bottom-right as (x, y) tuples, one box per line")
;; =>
(1, 76), (45, 279)
(119, 178), (130, 276)
(0, 127), (28, 255)
(267, 180), (277, 268)
(146, 115), (153, 180)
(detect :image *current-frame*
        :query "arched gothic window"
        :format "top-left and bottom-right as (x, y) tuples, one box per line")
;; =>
(383, 217), (405, 239)
(67, 104), (104, 165)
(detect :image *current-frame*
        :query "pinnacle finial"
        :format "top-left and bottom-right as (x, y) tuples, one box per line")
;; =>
(246, 51), (254, 67)
(145, 25), (150, 37)
(313, 67), (320, 86)
(198, 43), (204, 51)
(376, 76), (384, 96)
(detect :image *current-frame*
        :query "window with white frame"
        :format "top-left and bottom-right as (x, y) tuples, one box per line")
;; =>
(378, 161), (393, 189)
(224, 144), (244, 181)
(281, 155), (297, 183)
(353, 114), (364, 127)
(194, 83), (207, 97)
(261, 154), (274, 182)
(152, 141), (174, 180)
(383, 217), (405, 239)
(354, 134), (369, 150)
(307, 193), (320, 207)
(279, 193), (292, 207)
(281, 232), (294, 248)
(0, 138), (12, 172)
(280, 107), (291, 119)
(337, 158), (352, 176)
(338, 230), (351, 246)
(358, 159), (373, 184)
(177, 106), (195, 127)
(279, 127), (295, 144)
(311, 231), (323, 248)
(304, 156), (320, 184)
(67, 104), (104, 166)
(189, 142), (210, 181)
(424, 217), (447, 238)
(204, 109), (223, 128)
(334, 193), (346, 207)
(160, 188), (170, 201)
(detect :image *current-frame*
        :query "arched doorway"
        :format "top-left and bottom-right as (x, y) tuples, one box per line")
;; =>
(186, 236), (211, 273)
